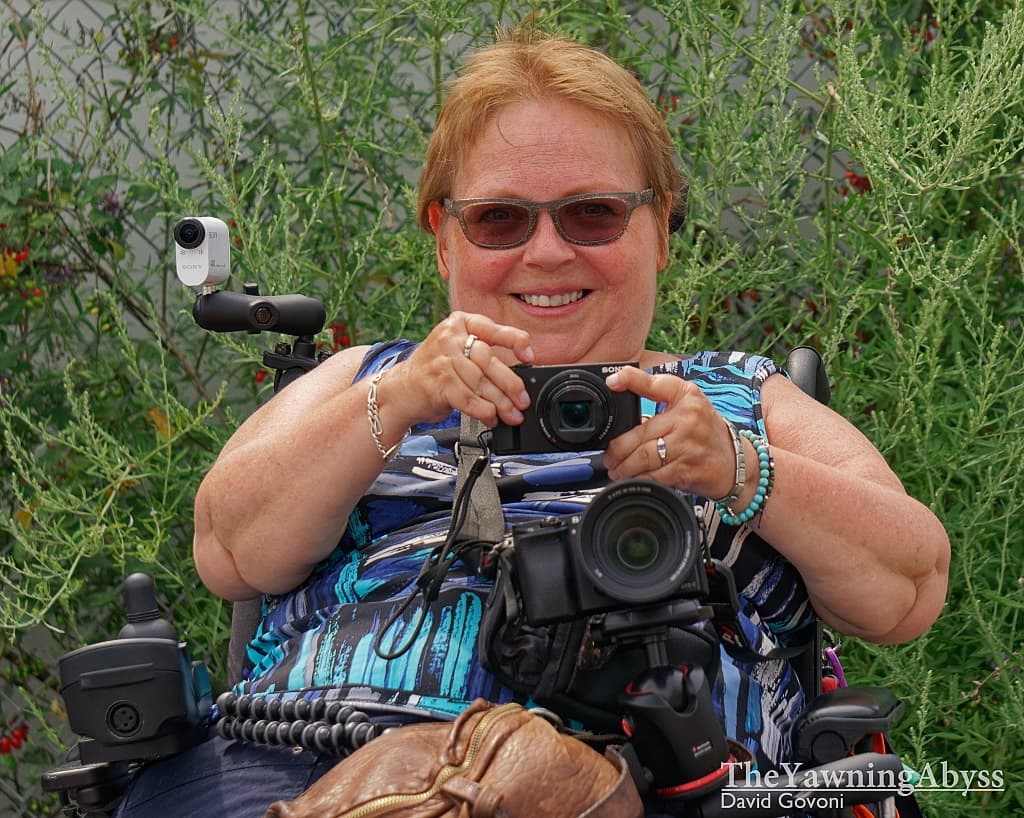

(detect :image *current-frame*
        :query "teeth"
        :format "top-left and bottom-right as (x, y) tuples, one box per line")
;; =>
(519, 290), (584, 307)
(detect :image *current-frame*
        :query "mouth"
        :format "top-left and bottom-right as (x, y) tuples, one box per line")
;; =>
(516, 290), (588, 308)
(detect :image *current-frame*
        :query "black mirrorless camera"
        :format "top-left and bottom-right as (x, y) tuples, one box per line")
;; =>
(510, 479), (708, 625)
(490, 362), (640, 454)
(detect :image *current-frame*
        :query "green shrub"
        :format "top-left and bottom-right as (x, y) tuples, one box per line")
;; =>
(1, 1), (1021, 814)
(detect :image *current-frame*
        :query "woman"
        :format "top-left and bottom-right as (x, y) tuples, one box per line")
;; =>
(118, 26), (949, 817)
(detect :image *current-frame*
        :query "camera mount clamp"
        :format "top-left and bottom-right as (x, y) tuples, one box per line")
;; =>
(586, 598), (737, 806)
(190, 282), (328, 392)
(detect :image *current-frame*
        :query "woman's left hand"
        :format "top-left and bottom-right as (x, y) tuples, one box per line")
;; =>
(602, 365), (736, 499)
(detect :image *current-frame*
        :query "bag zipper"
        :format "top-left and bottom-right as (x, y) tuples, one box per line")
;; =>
(335, 702), (522, 818)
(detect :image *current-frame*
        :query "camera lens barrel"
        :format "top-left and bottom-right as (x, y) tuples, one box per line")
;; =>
(173, 217), (206, 249)
(537, 369), (612, 447)
(576, 479), (702, 606)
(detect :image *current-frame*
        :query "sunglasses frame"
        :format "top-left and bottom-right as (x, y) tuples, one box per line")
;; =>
(442, 188), (654, 249)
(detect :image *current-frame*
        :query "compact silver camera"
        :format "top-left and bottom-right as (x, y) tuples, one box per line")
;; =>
(173, 216), (231, 289)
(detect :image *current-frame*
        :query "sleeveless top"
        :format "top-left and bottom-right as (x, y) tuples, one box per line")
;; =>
(235, 340), (816, 769)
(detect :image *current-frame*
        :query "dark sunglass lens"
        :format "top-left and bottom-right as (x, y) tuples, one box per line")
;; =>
(461, 203), (532, 246)
(558, 198), (629, 242)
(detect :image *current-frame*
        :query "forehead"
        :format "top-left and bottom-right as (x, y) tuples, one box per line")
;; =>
(452, 97), (645, 198)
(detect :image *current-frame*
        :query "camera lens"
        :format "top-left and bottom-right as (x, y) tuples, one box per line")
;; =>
(577, 480), (700, 605)
(537, 369), (611, 448)
(559, 400), (593, 430)
(173, 218), (205, 249)
(596, 501), (674, 577)
(613, 525), (660, 571)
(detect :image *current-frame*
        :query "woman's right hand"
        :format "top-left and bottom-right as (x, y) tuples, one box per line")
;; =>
(193, 311), (534, 600)
(382, 311), (535, 430)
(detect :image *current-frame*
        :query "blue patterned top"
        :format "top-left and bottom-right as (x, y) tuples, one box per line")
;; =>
(236, 340), (816, 769)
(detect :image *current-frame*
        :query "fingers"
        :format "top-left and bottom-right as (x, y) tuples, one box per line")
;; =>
(457, 335), (531, 426)
(462, 313), (534, 366)
(603, 368), (736, 498)
(401, 312), (534, 428)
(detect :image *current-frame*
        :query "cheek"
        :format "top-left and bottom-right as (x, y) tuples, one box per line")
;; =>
(445, 247), (514, 303)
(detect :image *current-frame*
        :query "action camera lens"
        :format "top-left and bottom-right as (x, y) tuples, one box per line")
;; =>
(174, 218), (205, 249)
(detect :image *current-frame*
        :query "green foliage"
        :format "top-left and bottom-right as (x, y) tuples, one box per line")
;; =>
(1, 1), (1022, 814)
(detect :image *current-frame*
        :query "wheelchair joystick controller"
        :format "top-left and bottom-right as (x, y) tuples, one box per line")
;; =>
(117, 573), (178, 641)
(41, 573), (212, 814)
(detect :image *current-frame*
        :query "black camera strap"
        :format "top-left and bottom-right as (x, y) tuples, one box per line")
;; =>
(373, 415), (504, 661)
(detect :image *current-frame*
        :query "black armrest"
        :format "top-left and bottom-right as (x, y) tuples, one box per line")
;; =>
(782, 346), (831, 406)
(791, 686), (903, 765)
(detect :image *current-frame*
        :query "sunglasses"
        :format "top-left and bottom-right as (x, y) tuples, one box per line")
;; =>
(443, 189), (654, 249)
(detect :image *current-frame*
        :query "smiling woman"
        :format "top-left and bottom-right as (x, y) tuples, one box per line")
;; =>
(112, 23), (949, 818)
(426, 96), (668, 368)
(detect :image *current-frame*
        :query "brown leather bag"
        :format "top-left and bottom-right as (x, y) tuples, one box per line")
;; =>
(264, 698), (643, 818)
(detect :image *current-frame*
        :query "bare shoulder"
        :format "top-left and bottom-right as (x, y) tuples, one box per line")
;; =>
(259, 343), (373, 405)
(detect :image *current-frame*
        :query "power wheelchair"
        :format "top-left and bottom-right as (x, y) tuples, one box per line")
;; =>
(42, 275), (923, 818)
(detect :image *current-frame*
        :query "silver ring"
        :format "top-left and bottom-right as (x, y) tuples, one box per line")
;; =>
(463, 334), (478, 359)
(656, 436), (667, 466)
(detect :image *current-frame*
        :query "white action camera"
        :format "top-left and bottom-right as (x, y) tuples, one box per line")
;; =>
(173, 217), (231, 289)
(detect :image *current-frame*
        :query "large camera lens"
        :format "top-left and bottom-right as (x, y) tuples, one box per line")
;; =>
(536, 369), (611, 448)
(613, 524), (661, 571)
(577, 480), (700, 605)
(173, 218), (205, 249)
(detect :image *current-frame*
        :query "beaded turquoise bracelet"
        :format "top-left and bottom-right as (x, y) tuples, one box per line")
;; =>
(715, 429), (773, 525)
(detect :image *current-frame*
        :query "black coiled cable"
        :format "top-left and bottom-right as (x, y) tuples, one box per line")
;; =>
(215, 692), (383, 757)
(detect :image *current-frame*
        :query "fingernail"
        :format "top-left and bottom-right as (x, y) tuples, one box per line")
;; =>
(605, 371), (621, 389)
(517, 390), (531, 408)
(522, 345), (535, 363)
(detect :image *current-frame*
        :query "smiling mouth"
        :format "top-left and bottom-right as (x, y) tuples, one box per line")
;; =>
(517, 290), (587, 307)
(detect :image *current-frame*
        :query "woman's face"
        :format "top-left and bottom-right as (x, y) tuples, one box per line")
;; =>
(429, 97), (669, 366)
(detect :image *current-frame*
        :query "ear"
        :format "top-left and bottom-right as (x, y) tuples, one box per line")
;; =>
(428, 201), (452, 282)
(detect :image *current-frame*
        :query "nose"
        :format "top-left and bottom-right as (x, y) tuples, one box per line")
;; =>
(522, 210), (576, 267)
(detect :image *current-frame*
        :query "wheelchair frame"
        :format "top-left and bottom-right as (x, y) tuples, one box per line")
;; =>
(44, 282), (922, 817)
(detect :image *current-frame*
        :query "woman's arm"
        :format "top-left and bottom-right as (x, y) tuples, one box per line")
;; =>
(603, 367), (950, 644)
(752, 374), (950, 643)
(192, 345), (403, 600)
(192, 313), (534, 601)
